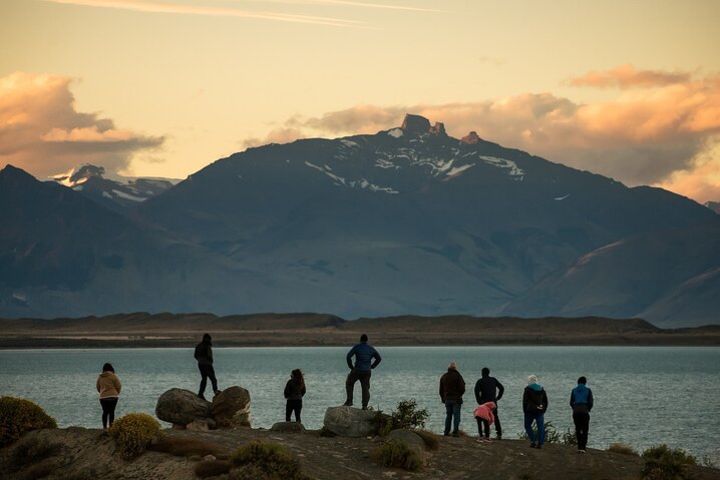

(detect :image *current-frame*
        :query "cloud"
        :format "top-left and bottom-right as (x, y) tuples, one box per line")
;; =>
(0, 72), (164, 178)
(569, 64), (692, 89)
(244, 68), (720, 199)
(657, 140), (720, 203)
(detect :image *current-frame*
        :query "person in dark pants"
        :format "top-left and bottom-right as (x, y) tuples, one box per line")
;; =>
(96, 363), (121, 430)
(284, 369), (306, 423)
(570, 376), (594, 453)
(474, 367), (505, 439)
(439, 361), (466, 437)
(523, 374), (548, 449)
(344, 334), (382, 409)
(194, 333), (220, 400)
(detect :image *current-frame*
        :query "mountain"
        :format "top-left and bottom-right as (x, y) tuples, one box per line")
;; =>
(3, 114), (719, 325)
(705, 201), (720, 214)
(52, 164), (178, 211)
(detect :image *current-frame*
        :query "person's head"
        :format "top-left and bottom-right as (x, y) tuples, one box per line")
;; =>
(360, 334), (368, 343)
(577, 376), (587, 385)
(482, 367), (490, 377)
(448, 361), (457, 370)
(291, 369), (304, 383)
(102, 363), (114, 373)
(202, 333), (212, 343)
(527, 374), (538, 385)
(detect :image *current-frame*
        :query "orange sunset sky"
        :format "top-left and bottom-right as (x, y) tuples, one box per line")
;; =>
(1, 0), (719, 202)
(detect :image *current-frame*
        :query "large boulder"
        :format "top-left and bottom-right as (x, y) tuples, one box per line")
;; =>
(155, 388), (212, 426)
(211, 386), (251, 428)
(323, 406), (384, 437)
(387, 429), (426, 453)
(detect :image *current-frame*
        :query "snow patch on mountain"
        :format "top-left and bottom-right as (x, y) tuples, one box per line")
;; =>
(304, 161), (399, 194)
(387, 128), (403, 138)
(478, 156), (525, 180)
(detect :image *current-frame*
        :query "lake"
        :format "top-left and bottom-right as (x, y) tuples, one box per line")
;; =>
(1, 346), (718, 462)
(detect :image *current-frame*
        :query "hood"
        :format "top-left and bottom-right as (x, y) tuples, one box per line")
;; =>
(100, 371), (114, 377)
(527, 383), (543, 392)
(481, 401), (496, 409)
(574, 383), (588, 393)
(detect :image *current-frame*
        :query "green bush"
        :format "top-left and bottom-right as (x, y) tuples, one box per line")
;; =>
(378, 399), (430, 436)
(371, 439), (423, 471)
(607, 443), (638, 456)
(561, 427), (577, 446)
(195, 459), (232, 478)
(109, 413), (161, 459)
(230, 441), (305, 480)
(641, 444), (697, 480)
(517, 421), (561, 444)
(0, 397), (57, 447)
(7, 436), (62, 474)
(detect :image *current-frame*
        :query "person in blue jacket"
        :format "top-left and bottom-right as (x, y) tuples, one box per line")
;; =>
(570, 376), (594, 453)
(343, 334), (382, 409)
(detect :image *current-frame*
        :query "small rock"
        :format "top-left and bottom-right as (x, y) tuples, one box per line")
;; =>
(270, 422), (305, 433)
(202, 454), (216, 462)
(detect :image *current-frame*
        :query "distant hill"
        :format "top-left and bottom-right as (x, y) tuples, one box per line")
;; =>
(2, 114), (720, 326)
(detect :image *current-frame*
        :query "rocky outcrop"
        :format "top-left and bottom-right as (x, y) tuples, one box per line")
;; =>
(155, 389), (212, 427)
(270, 421), (305, 433)
(387, 428), (427, 453)
(323, 406), (383, 438)
(461, 131), (482, 144)
(211, 386), (251, 428)
(400, 114), (432, 135)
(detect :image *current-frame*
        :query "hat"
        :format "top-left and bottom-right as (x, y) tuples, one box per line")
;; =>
(449, 361), (457, 369)
(527, 375), (538, 384)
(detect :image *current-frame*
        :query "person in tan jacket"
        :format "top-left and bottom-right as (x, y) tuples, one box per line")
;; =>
(96, 363), (121, 429)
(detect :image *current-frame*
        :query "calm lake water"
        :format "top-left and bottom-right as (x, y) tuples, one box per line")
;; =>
(1, 346), (719, 461)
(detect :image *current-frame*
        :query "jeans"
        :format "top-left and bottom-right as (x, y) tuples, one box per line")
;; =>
(198, 363), (218, 396)
(524, 411), (545, 445)
(100, 397), (118, 429)
(573, 411), (590, 450)
(286, 399), (302, 423)
(444, 400), (462, 434)
(345, 369), (371, 408)
(476, 417), (490, 438)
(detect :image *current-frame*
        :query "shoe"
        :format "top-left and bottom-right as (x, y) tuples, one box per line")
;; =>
(213, 390), (221, 396)
(443, 432), (449, 437)
(361, 406), (368, 410)
(198, 394), (206, 400)
(496, 435), (502, 441)
(537, 444), (543, 449)
(452, 432), (460, 438)
(530, 443), (537, 448)
(342, 402), (352, 407)
(579, 449), (587, 454)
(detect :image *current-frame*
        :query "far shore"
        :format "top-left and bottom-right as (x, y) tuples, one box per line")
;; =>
(1, 312), (719, 348)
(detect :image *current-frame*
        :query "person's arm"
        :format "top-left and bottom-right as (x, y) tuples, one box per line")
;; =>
(474, 380), (481, 404)
(587, 389), (594, 412)
(439, 375), (445, 402)
(114, 375), (122, 394)
(496, 380), (504, 402)
(301, 383), (307, 396)
(570, 390), (575, 408)
(208, 345), (213, 364)
(542, 390), (548, 410)
(346, 346), (356, 370)
(522, 388), (528, 412)
(96, 377), (101, 393)
(194, 345), (200, 361)
(284, 381), (290, 399)
(459, 375), (466, 396)
(370, 348), (382, 369)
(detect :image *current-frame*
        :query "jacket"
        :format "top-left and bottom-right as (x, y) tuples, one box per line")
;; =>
(284, 378), (306, 400)
(439, 367), (466, 403)
(194, 341), (213, 365)
(473, 401), (496, 425)
(346, 342), (382, 372)
(96, 371), (122, 399)
(570, 384), (593, 413)
(523, 384), (548, 414)
(474, 376), (505, 404)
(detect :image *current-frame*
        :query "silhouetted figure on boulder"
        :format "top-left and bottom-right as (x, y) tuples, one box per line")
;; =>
(284, 368), (306, 423)
(570, 376), (594, 453)
(343, 334), (381, 410)
(96, 362), (121, 430)
(474, 367), (505, 439)
(194, 333), (220, 400)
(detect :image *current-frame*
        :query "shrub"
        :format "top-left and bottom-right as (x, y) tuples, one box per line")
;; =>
(517, 421), (561, 444)
(608, 443), (638, 456)
(109, 413), (161, 459)
(414, 429), (439, 451)
(230, 441), (304, 479)
(195, 459), (232, 478)
(561, 428), (577, 446)
(7, 436), (62, 473)
(641, 444), (697, 480)
(371, 439), (423, 471)
(149, 435), (225, 457)
(389, 399), (429, 431)
(0, 397), (57, 447)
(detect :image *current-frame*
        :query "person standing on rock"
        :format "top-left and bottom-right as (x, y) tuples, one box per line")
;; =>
(343, 334), (382, 410)
(284, 369), (306, 423)
(96, 362), (121, 430)
(194, 333), (220, 400)
(474, 367), (505, 440)
(439, 361), (466, 437)
(570, 376), (594, 453)
(523, 374), (548, 449)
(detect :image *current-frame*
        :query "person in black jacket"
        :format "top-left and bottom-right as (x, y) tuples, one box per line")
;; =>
(474, 367), (505, 439)
(439, 361), (466, 437)
(194, 333), (220, 400)
(523, 374), (548, 448)
(284, 369), (306, 423)
(570, 376), (594, 453)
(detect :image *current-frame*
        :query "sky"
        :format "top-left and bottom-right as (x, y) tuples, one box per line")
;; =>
(1, 0), (719, 202)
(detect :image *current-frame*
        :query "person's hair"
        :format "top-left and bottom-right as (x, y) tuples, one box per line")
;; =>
(578, 376), (587, 384)
(291, 369), (305, 388)
(102, 363), (114, 373)
(202, 333), (212, 343)
(482, 367), (490, 376)
(360, 334), (368, 342)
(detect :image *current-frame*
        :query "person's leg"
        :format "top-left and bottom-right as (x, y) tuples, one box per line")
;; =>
(100, 399), (109, 429)
(286, 400), (293, 422)
(198, 364), (208, 397)
(344, 370), (358, 406)
(578, 412), (589, 450)
(536, 413), (545, 446)
(524, 413), (536, 445)
(295, 399), (302, 423)
(208, 365), (219, 393)
(452, 402), (461, 434)
(444, 401), (453, 435)
(475, 417), (483, 437)
(108, 397), (118, 427)
(494, 407), (502, 439)
(583, 413), (590, 450)
(360, 371), (371, 409)
(572, 412), (582, 449)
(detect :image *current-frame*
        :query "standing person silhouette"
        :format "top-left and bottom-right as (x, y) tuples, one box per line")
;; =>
(439, 361), (466, 437)
(284, 369), (306, 423)
(523, 374), (549, 449)
(195, 333), (220, 400)
(570, 376), (594, 453)
(96, 362), (121, 430)
(474, 367), (505, 439)
(343, 334), (382, 410)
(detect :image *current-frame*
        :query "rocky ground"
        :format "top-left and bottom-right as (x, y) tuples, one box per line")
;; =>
(2, 426), (719, 480)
